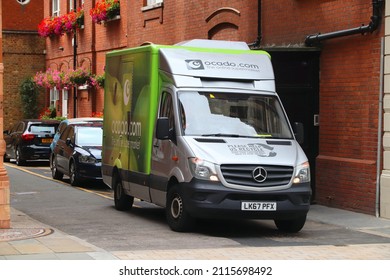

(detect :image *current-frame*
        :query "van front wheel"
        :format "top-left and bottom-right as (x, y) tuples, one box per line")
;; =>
(274, 215), (307, 233)
(113, 174), (133, 211)
(166, 185), (194, 232)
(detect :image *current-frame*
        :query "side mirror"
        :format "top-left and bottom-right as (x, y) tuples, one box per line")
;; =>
(293, 122), (304, 145)
(66, 138), (73, 147)
(156, 117), (170, 140)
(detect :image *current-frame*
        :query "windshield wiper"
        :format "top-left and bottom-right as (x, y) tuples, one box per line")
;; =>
(201, 133), (241, 137)
(200, 134), (289, 139)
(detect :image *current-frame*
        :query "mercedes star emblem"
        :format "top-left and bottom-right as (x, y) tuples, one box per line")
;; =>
(252, 167), (267, 183)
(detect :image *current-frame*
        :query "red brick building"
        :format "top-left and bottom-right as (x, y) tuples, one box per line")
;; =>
(39, 0), (390, 218)
(2, 0), (45, 128)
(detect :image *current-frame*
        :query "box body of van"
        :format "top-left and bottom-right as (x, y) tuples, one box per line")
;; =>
(102, 40), (311, 232)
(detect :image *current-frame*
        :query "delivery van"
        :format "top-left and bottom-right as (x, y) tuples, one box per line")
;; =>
(102, 39), (312, 232)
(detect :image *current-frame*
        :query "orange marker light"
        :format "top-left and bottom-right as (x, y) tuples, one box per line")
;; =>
(172, 156), (179, 161)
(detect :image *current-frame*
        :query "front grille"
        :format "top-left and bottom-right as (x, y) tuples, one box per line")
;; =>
(220, 164), (294, 188)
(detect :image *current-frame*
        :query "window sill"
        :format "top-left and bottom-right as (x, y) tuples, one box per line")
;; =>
(141, 2), (163, 12)
(101, 15), (121, 25)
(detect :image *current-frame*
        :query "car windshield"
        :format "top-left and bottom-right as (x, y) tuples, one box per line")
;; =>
(75, 127), (103, 146)
(29, 124), (56, 134)
(178, 91), (293, 139)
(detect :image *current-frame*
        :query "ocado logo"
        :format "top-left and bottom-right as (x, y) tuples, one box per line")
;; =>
(123, 79), (131, 106)
(185, 60), (204, 70)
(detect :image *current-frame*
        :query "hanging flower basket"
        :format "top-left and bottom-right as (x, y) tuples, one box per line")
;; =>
(69, 68), (90, 85)
(90, 0), (120, 24)
(38, 8), (84, 37)
(34, 68), (104, 90)
(34, 68), (73, 90)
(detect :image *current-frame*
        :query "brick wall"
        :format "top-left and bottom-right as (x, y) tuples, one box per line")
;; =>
(2, 0), (45, 128)
(2, 0), (43, 31)
(262, 0), (383, 215)
(2, 32), (46, 128)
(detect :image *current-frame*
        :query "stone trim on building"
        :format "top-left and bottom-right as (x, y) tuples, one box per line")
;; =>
(381, 0), (390, 219)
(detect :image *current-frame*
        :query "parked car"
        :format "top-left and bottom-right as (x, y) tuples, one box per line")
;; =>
(50, 121), (103, 186)
(50, 117), (103, 155)
(3, 119), (60, 166)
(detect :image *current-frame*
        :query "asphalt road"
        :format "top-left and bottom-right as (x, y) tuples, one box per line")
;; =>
(5, 162), (390, 252)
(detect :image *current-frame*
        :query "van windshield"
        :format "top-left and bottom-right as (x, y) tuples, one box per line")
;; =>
(178, 91), (293, 139)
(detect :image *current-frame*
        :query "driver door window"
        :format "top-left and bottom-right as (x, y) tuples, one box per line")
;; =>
(159, 92), (175, 136)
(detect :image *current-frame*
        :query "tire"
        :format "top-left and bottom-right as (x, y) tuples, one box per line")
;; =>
(274, 215), (307, 233)
(69, 161), (80, 186)
(113, 173), (134, 211)
(51, 155), (63, 180)
(3, 154), (10, 163)
(15, 147), (25, 166)
(166, 185), (194, 232)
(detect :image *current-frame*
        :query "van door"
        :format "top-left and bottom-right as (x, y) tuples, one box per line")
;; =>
(150, 90), (178, 206)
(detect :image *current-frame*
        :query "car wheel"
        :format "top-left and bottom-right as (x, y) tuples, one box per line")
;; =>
(3, 154), (10, 163)
(166, 185), (194, 232)
(51, 155), (63, 180)
(274, 215), (307, 233)
(15, 147), (25, 166)
(113, 173), (133, 211)
(69, 161), (80, 186)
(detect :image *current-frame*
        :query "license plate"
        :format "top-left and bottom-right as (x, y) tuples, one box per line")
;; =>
(41, 138), (52, 144)
(241, 201), (277, 211)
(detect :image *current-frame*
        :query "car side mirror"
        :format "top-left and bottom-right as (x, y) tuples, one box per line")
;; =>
(66, 138), (73, 147)
(156, 117), (170, 140)
(293, 122), (304, 145)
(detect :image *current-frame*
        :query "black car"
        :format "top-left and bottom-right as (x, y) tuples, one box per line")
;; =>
(50, 121), (103, 186)
(4, 119), (60, 166)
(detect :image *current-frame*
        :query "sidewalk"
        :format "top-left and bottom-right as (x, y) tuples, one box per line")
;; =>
(1, 205), (390, 260)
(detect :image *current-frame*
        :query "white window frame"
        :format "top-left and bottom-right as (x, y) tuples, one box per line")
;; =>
(62, 89), (68, 118)
(52, 0), (60, 17)
(147, 0), (163, 6)
(69, 1), (84, 12)
(50, 87), (59, 108)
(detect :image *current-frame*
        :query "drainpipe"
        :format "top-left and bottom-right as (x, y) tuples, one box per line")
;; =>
(248, 0), (262, 49)
(73, 0), (77, 117)
(305, 0), (384, 47)
(92, 0), (97, 114)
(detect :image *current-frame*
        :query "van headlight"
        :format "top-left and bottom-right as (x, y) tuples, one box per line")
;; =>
(188, 157), (219, 181)
(293, 161), (310, 184)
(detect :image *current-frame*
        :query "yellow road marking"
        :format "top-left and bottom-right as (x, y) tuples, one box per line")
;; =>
(5, 163), (113, 200)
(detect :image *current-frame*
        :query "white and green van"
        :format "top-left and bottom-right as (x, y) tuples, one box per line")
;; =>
(102, 39), (311, 232)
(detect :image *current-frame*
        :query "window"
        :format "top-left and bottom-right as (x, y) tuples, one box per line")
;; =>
(29, 125), (56, 134)
(52, 0), (60, 17)
(159, 92), (175, 131)
(62, 90), (68, 118)
(16, 0), (31, 5)
(60, 126), (74, 142)
(147, 0), (163, 6)
(50, 88), (59, 108)
(69, 0), (84, 12)
(178, 91), (293, 138)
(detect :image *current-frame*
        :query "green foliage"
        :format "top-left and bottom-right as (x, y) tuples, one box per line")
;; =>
(40, 107), (66, 121)
(19, 77), (41, 119)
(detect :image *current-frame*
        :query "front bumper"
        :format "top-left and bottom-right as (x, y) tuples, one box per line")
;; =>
(76, 162), (102, 181)
(180, 179), (311, 220)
